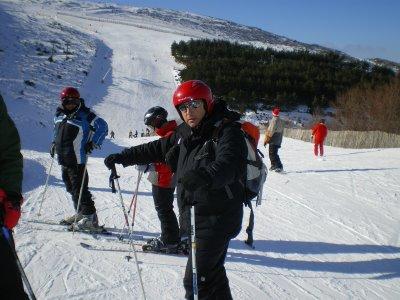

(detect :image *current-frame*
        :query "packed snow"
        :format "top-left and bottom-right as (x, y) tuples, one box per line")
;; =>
(0, 1), (399, 299)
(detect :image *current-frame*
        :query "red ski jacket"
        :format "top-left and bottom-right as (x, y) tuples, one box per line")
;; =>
(312, 123), (328, 144)
(148, 120), (177, 188)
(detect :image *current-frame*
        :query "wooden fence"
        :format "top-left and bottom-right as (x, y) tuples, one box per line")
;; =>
(280, 128), (400, 148)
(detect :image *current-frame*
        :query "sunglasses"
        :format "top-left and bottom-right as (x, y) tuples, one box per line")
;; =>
(178, 100), (203, 112)
(62, 98), (80, 106)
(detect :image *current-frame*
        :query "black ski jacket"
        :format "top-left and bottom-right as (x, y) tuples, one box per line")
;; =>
(118, 101), (247, 238)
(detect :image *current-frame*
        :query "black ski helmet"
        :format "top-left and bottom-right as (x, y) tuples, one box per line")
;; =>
(144, 106), (168, 129)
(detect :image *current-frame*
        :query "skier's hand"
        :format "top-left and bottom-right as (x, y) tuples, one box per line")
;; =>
(104, 153), (123, 169)
(179, 169), (211, 194)
(165, 145), (180, 172)
(50, 142), (56, 158)
(85, 141), (99, 154)
(0, 189), (23, 230)
(263, 135), (271, 147)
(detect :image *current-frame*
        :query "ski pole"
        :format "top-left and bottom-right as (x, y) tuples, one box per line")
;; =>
(128, 170), (143, 214)
(111, 165), (147, 300)
(1, 227), (37, 300)
(129, 170), (144, 228)
(190, 204), (198, 300)
(37, 155), (55, 217)
(73, 154), (90, 233)
(110, 165), (130, 228)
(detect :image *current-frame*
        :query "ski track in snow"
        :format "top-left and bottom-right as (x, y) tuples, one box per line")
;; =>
(1, 1), (400, 299)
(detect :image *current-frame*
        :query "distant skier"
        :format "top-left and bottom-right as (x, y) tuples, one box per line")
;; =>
(263, 107), (284, 172)
(311, 119), (328, 157)
(128, 130), (133, 138)
(51, 87), (108, 230)
(133, 130), (138, 138)
(0, 94), (29, 299)
(141, 106), (180, 252)
(140, 130), (144, 137)
(110, 130), (115, 139)
(145, 127), (150, 136)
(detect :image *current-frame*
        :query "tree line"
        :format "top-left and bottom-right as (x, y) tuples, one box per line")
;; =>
(171, 39), (395, 112)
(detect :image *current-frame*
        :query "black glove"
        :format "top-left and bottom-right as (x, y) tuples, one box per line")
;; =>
(4, 191), (23, 208)
(85, 141), (98, 154)
(165, 145), (180, 172)
(104, 153), (123, 170)
(50, 142), (56, 158)
(179, 169), (211, 193)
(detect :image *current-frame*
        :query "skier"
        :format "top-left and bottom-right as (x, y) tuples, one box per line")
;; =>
(311, 119), (328, 157)
(141, 106), (180, 252)
(145, 127), (150, 136)
(263, 107), (284, 172)
(128, 130), (133, 138)
(51, 87), (108, 230)
(0, 94), (29, 299)
(140, 130), (144, 137)
(110, 130), (115, 139)
(133, 130), (138, 138)
(104, 80), (247, 299)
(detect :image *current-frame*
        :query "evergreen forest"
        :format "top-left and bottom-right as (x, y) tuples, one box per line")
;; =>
(171, 39), (395, 111)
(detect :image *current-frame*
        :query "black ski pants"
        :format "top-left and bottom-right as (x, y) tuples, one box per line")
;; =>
(0, 228), (29, 300)
(184, 235), (233, 300)
(62, 164), (95, 215)
(152, 185), (180, 244)
(269, 144), (283, 169)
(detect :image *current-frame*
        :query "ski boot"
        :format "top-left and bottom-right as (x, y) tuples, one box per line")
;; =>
(142, 237), (179, 254)
(177, 238), (190, 255)
(274, 167), (284, 173)
(69, 213), (104, 233)
(60, 213), (83, 225)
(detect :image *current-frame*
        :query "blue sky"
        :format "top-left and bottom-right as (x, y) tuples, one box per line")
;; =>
(91, 0), (400, 63)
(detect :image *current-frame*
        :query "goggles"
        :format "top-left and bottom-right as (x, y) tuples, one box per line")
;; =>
(62, 97), (80, 106)
(178, 99), (203, 112)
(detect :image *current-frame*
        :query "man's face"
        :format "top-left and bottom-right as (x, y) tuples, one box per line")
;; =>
(62, 98), (80, 111)
(178, 100), (206, 128)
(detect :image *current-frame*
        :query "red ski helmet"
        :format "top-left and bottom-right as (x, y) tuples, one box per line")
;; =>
(272, 107), (280, 117)
(172, 80), (214, 115)
(60, 87), (80, 101)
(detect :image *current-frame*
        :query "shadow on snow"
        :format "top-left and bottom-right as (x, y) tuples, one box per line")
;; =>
(228, 239), (400, 279)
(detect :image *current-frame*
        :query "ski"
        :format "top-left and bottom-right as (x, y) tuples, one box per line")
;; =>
(24, 219), (119, 234)
(80, 241), (144, 252)
(80, 241), (188, 256)
(67, 224), (111, 235)
(22, 219), (144, 241)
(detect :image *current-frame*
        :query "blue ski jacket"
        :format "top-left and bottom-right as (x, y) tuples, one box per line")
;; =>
(53, 101), (108, 166)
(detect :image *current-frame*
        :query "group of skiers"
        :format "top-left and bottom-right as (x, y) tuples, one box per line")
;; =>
(263, 108), (329, 171)
(1, 79), (329, 299)
(128, 129), (151, 138)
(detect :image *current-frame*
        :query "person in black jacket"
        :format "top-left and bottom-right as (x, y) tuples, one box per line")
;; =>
(105, 80), (247, 299)
(0, 94), (29, 299)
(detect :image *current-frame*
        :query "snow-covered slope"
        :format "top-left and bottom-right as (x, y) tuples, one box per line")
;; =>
(1, 1), (400, 299)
